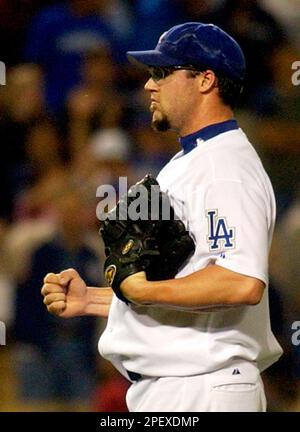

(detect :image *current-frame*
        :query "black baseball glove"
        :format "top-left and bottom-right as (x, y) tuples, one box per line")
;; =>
(99, 174), (195, 303)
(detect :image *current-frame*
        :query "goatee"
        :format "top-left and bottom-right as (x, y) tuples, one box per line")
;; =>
(152, 117), (171, 132)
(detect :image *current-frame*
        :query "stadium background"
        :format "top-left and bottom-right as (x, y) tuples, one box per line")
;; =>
(0, 0), (299, 412)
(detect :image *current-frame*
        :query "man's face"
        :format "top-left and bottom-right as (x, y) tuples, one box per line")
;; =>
(144, 67), (200, 135)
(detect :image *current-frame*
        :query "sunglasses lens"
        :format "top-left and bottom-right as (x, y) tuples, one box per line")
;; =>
(149, 67), (169, 81)
(148, 66), (200, 81)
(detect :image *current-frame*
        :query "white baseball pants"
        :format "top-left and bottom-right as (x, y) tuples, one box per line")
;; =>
(126, 362), (266, 412)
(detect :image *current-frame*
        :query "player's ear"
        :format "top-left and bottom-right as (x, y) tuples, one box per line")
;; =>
(197, 70), (217, 94)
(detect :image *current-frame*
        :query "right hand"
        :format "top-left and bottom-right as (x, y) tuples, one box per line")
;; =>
(41, 268), (88, 318)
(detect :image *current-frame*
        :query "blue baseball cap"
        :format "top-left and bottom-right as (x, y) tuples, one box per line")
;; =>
(127, 22), (246, 82)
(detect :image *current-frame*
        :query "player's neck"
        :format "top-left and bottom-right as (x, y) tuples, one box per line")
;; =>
(179, 104), (234, 138)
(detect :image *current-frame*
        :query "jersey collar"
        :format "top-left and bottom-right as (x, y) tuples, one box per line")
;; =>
(179, 119), (239, 154)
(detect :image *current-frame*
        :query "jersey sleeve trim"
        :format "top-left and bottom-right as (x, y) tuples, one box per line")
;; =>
(214, 260), (268, 286)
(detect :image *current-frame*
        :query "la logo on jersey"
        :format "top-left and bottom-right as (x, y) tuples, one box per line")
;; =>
(206, 210), (235, 251)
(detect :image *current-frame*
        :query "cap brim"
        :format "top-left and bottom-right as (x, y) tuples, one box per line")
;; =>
(127, 50), (182, 67)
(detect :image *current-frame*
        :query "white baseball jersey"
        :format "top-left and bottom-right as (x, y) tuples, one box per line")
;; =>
(98, 119), (283, 380)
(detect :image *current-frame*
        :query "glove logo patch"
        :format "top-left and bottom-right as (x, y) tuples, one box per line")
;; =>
(105, 264), (117, 286)
(122, 239), (134, 255)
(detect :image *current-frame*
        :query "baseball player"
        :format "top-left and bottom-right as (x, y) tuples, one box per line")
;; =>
(42, 22), (283, 412)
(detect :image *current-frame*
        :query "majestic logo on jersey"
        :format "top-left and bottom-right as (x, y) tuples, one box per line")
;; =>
(206, 210), (235, 251)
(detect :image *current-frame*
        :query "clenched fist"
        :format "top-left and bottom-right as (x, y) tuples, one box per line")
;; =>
(41, 268), (88, 318)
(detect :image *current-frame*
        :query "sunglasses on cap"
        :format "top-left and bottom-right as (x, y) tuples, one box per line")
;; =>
(148, 66), (203, 82)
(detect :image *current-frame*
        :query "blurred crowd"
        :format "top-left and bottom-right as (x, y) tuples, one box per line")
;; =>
(0, 0), (299, 412)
